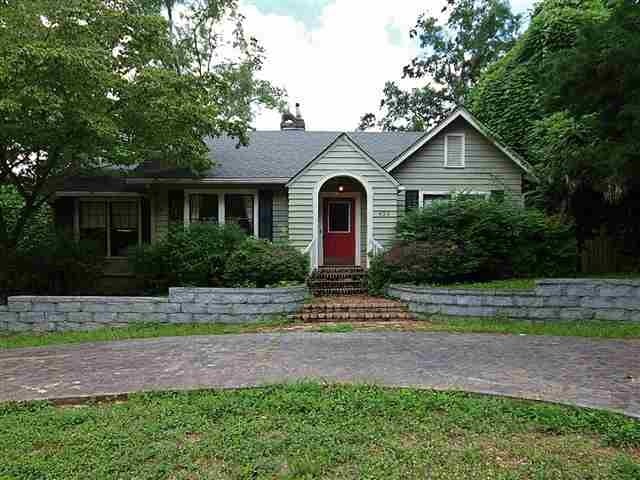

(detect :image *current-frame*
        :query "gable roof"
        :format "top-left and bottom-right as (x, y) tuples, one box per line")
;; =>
(385, 107), (535, 176)
(133, 131), (422, 182)
(286, 133), (400, 187)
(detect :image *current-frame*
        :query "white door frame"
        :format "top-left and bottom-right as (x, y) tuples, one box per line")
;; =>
(313, 173), (372, 269)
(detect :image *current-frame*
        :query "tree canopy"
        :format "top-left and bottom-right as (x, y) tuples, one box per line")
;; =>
(359, 0), (522, 131)
(0, 0), (283, 299)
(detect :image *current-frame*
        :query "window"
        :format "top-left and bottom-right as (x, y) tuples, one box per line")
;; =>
(444, 134), (465, 168)
(422, 193), (451, 207)
(189, 194), (219, 224)
(110, 201), (139, 257)
(225, 194), (254, 235)
(186, 191), (258, 236)
(328, 201), (351, 233)
(78, 199), (141, 257)
(79, 201), (107, 256)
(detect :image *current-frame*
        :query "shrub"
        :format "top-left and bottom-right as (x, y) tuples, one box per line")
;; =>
(224, 238), (308, 288)
(130, 223), (246, 291)
(7, 234), (105, 296)
(370, 197), (577, 292)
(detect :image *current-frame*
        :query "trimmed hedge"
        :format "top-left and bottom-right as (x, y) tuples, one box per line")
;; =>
(224, 238), (308, 288)
(130, 224), (308, 291)
(370, 198), (577, 293)
(129, 223), (246, 291)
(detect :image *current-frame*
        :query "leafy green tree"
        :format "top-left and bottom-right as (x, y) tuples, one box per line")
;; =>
(0, 0), (282, 300)
(470, 0), (640, 265)
(359, 0), (521, 131)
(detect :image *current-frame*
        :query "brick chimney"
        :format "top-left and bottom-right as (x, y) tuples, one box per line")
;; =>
(280, 102), (306, 130)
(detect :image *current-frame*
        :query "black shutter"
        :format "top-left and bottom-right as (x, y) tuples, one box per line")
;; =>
(405, 190), (419, 212)
(53, 198), (75, 236)
(258, 190), (273, 241)
(168, 189), (184, 225)
(140, 198), (151, 243)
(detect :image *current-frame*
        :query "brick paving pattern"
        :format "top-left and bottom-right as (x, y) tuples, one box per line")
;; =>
(0, 332), (638, 417)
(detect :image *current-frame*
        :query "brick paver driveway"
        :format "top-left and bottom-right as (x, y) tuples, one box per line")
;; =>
(1, 332), (638, 417)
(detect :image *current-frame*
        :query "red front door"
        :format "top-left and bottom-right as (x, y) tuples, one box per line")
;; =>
(323, 198), (355, 265)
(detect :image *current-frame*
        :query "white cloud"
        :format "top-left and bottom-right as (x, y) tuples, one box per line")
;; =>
(243, 0), (534, 131)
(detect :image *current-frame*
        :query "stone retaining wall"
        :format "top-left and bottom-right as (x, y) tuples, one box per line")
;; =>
(0, 286), (309, 332)
(387, 279), (640, 321)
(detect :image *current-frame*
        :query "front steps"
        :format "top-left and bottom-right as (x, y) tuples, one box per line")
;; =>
(308, 266), (367, 296)
(294, 296), (415, 323)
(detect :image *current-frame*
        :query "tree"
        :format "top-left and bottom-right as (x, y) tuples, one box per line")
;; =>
(359, 0), (521, 131)
(470, 0), (640, 265)
(0, 0), (282, 300)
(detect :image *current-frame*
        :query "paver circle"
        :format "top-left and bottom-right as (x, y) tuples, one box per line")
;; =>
(0, 332), (638, 418)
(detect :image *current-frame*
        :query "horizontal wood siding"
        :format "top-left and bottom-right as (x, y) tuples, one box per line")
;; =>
(273, 188), (289, 243)
(393, 118), (523, 197)
(288, 136), (399, 254)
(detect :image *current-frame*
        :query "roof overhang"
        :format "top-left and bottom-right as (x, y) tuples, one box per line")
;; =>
(385, 107), (536, 179)
(126, 177), (289, 185)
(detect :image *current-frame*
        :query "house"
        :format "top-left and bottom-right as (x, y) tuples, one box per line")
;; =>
(52, 106), (533, 277)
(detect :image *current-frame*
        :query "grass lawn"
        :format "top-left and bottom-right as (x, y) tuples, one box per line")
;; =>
(1, 384), (638, 479)
(2, 316), (640, 350)
(0, 319), (292, 350)
(429, 278), (537, 290)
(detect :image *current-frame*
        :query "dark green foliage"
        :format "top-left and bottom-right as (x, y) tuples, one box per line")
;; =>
(371, 198), (577, 291)
(1, 186), (104, 296)
(11, 235), (105, 296)
(469, 0), (640, 267)
(223, 238), (308, 288)
(130, 223), (246, 291)
(368, 240), (478, 295)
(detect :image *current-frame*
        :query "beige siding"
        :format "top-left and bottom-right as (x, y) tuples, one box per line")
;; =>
(273, 188), (289, 243)
(153, 188), (170, 240)
(392, 118), (523, 197)
(288, 136), (399, 255)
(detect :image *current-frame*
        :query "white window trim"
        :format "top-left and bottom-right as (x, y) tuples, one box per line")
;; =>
(444, 133), (466, 168)
(74, 197), (143, 258)
(419, 190), (490, 207)
(183, 188), (259, 238)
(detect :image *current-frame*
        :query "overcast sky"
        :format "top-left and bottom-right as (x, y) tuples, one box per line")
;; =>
(240, 0), (536, 131)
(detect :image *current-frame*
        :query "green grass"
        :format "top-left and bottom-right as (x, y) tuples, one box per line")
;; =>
(0, 319), (292, 350)
(2, 315), (640, 350)
(417, 316), (640, 338)
(0, 383), (638, 479)
(429, 278), (537, 290)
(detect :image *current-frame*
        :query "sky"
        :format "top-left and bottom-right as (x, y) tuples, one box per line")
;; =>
(240, 0), (537, 131)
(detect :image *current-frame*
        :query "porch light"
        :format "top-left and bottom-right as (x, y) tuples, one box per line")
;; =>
(338, 185), (344, 192)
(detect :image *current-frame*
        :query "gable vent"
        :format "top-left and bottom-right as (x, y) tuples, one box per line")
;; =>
(444, 134), (465, 168)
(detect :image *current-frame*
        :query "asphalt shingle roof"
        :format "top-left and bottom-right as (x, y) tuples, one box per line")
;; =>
(135, 130), (423, 180)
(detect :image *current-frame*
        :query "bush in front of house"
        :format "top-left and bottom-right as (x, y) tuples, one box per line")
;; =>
(370, 197), (577, 292)
(223, 237), (309, 288)
(1, 185), (105, 296)
(130, 223), (247, 291)
(13, 234), (105, 295)
(368, 240), (480, 295)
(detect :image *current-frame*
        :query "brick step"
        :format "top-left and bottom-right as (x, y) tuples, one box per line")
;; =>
(295, 311), (415, 322)
(308, 280), (366, 288)
(310, 274), (367, 282)
(300, 304), (408, 313)
(310, 287), (368, 296)
(317, 266), (366, 273)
